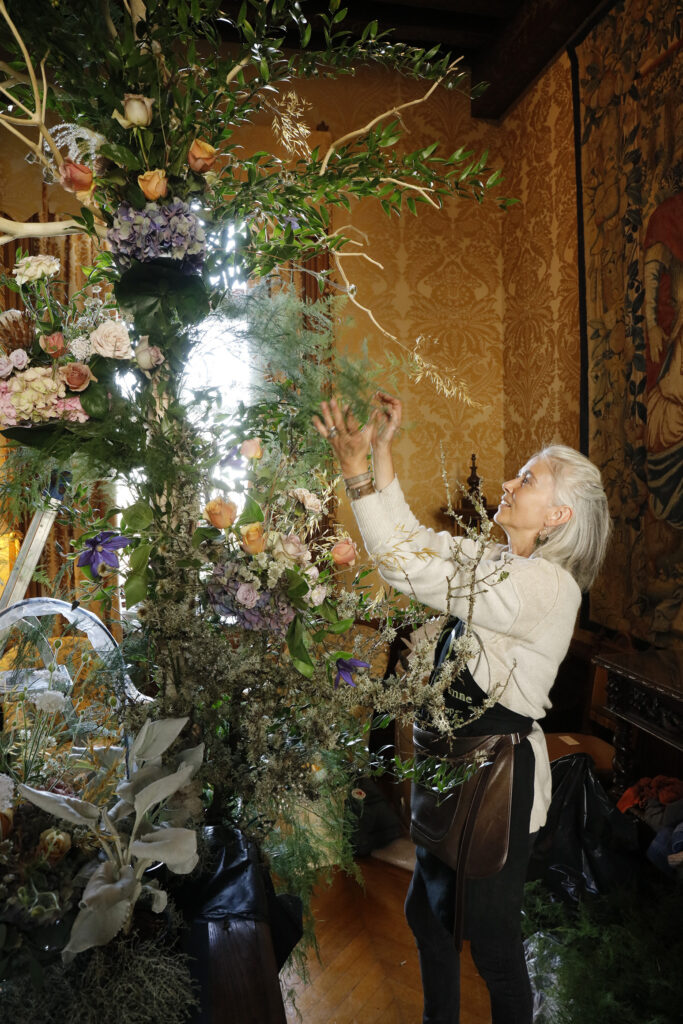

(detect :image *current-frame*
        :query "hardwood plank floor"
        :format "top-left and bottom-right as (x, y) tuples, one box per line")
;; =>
(283, 857), (491, 1024)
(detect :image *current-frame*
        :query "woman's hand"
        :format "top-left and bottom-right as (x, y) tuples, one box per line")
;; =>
(371, 391), (402, 451)
(312, 397), (374, 477)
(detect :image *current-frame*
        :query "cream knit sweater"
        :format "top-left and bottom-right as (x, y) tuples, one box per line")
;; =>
(351, 476), (582, 832)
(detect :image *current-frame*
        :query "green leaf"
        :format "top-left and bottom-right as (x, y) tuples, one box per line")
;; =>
(98, 142), (141, 171)
(114, 262), (210, 335)
(79, 384), (109, 419)
(191, 525), (222, 548)
(322, 617), (354, 635)
(286, 569), (309, 599)
(286, 614), (314, 676)
(122, 501), (154, 531)
(235, 494), (264, 527)
(124, 571), (148, 607)
(129, 543), (152, 573)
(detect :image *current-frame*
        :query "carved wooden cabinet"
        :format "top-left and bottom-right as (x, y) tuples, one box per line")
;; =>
(592, 648), (683, 794)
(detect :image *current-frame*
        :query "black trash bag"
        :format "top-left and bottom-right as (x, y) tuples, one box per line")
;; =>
(527, 753), (640, 901)
(172, 826), (303, 968)
(348, 777), (403, 856)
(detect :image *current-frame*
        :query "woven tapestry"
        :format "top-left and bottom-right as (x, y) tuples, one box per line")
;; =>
(570, 0), (683, 643)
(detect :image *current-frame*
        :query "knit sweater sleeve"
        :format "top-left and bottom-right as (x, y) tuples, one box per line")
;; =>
(351, 476), (525, 633)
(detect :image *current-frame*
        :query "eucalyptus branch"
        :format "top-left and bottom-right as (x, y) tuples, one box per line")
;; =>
(319, 60), (461, 176)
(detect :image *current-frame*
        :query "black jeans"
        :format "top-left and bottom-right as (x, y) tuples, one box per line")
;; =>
(405, 740), (535, 1024)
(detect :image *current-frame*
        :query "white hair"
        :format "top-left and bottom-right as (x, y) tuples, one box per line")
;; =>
(532, 444), (612, 592)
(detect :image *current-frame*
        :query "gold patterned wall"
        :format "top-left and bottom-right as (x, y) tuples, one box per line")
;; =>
(499, 55), (582, 477)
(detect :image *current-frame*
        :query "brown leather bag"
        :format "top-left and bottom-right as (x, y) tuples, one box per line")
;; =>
(409, 723), (531, 948)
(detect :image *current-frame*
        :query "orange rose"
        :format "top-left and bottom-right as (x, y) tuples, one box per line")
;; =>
(58, 362), (97, 392)
(331, 539), (358, 566)
(138, 169), (168, 201)
(188, 139), (219, 173)
(204, 497), (238, 528)
(39, 332), (67, 358)
(240, 522), (267, 555)
(59, 160), (93, 194)
(240, 437), (263, 460)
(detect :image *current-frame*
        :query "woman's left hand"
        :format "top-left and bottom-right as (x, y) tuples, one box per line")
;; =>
(312, 397), (375, 477)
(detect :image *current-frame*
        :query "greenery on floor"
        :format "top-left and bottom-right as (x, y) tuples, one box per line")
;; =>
(522, 873), (683, 1024)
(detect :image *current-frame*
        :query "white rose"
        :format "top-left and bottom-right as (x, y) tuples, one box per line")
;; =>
(13, 254), (61, 286)
(90, 321), (134, 360)
(270, 532), (311, 566)
(308, 584), (328, 607)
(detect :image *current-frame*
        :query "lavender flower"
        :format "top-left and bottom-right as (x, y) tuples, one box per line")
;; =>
(208, 566), (295, 633)
(334, 658), (370, 689)
(107, 199), (207, 269)
(77, 531), (131, 575)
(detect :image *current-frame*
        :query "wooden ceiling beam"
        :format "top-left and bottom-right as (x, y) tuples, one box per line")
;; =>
(469, 0), (615, 121)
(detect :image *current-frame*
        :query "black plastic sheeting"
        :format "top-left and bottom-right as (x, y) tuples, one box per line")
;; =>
(527, 753), (640, 901)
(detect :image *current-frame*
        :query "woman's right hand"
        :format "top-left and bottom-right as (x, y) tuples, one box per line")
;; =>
(312, 397), (374, 476)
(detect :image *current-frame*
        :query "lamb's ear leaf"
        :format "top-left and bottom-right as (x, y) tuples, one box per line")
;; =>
(133, 761), (195, 819)
(132, 717), (188, 763)
(18, 784), (100, 827)
(129, 826), (198, 874)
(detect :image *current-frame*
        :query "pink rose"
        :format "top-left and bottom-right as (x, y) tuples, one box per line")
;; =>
(39, 332), (67, 358)
(240, 438), (263, 460)
(9, 349), (29, 371)
(59, 160), (93, 194)
(235, 582), (260, 608)
(135, 337), (165, 370)
(290, 487), (323, 513)
(58, 362), (97, 393)
(331, 539), (358, 567)
(89, 321), (134, 360)
(0, 357), (13, 379)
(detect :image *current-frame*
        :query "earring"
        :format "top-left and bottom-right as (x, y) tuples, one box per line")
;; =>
(535, 527), (549, 547)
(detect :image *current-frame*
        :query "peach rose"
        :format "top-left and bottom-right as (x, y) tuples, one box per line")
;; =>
(59, 160), (93, 193)
(58, 362), (97, 392)
(138, 168), (168, 201)
(331, 539), (358, 567)
(188, 139), (219, 173)
(204, 497), (238, 528)
(37, 827), (72, 864)
(241, 522), (267, 555)
(240, 437), (263, 460)
(39, 332), (67, 358)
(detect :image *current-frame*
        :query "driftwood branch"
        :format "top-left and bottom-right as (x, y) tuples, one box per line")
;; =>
(0, 215), (106, 246)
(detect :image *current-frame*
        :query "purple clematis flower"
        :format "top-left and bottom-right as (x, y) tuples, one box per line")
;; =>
(334, 657), (370, 689)
(220, 445), (243, 469)
(77, 531), (132, 576)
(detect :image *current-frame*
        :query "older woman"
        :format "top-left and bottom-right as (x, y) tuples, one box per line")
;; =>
(313, 392), (612, 1024)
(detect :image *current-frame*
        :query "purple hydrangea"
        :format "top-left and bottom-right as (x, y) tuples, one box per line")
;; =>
(107, 199), (207, 269)
(207, 565), (295, 633)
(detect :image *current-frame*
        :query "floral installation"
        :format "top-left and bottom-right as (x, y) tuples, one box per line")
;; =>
(0, 0), (514, 1015)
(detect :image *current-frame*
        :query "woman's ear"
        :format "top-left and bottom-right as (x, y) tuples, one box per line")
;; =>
(546, 505), (572, 528)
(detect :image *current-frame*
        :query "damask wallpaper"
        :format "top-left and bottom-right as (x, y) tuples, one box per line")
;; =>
(571, 0), (683, 642)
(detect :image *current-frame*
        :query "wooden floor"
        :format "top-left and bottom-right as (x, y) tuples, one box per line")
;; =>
(283, 857), (491, 1024)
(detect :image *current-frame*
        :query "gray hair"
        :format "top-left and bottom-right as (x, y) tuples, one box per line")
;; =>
(532, 444), (612, 592)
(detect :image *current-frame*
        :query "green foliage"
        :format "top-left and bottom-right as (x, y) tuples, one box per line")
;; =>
(522, 876), (683, 1024)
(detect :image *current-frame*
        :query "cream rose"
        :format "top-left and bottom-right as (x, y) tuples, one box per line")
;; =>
(58, 362), (97, 393)
(113, 93), (155, 129)
(138, 168), (168, 201)
(135, 336), (165, 370)
(271, 532), (311, 566)
(89, 321), (134, 360)
(290, 487), (322, 513)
